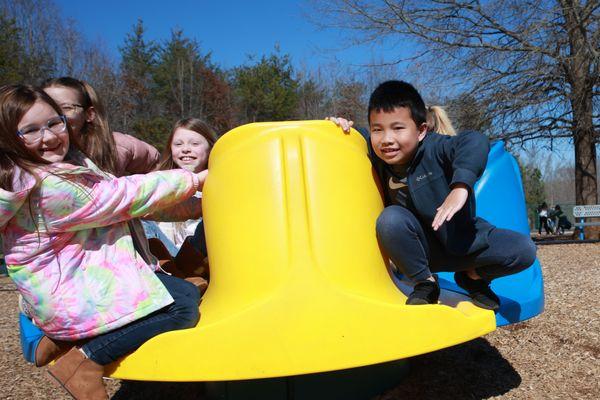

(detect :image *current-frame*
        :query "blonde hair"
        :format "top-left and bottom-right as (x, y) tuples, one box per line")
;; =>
(426, 106), (456, 136)
(42, 77), (119, 175)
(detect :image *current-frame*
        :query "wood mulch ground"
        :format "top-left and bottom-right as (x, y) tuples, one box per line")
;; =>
(0, 243), (598, 399)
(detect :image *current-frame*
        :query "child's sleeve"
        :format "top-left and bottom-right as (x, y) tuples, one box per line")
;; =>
(144, 195), (202, 222)
(113, 132), (160, 175)
(39, 169), (199, 232)
(439, 131), (490, 192)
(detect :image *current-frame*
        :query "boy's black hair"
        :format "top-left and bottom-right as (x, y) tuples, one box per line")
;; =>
(368, 80), (427, 126)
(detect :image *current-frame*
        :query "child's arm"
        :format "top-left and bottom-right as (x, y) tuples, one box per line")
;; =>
(144, 195), (202, 222)
(432, 131), (490, 230)
(432, 184), (469, 231)
(113, 132), (161, 174)
(39, 169), (206, 232)
(439, 130), (490, 192)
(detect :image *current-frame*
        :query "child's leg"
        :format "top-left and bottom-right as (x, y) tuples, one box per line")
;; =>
(376, 205), (434, 282)
(462, 228), (536, 281)
(141, 220), (179, 257)
(376, 206), (440, 305)
(80, 274), (200, 365)
(428, 228), (536, 310)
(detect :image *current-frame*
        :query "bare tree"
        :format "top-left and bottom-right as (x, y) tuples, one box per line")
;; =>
(312, 0), (599, 205)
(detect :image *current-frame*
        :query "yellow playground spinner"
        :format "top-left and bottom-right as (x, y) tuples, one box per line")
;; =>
(107, 121), (496, 381)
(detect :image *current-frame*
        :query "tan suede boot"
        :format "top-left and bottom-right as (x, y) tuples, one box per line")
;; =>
(46, 347), (107, 400)
(185, 276), (209, 294)
(34, 336), (72, 367)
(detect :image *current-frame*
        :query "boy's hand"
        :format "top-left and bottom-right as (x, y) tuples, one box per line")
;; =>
(432, 184), (469, 231)
(326, 116), (354, 133)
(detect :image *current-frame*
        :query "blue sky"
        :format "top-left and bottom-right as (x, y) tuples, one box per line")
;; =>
(51, 0), (583, 169)
(55, 0), (405, 71)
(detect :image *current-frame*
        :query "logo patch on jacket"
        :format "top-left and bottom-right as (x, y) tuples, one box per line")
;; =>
(416, 172), (433, 182)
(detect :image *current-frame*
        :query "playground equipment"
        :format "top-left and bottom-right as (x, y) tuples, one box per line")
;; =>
(18, 121), (543, 387)
(439, 140), (545, 326)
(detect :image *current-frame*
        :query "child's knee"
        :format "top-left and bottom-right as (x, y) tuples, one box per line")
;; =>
(376, 206), (417, 240)
(519, 239), (537, 269)
(509, 236), (537, 273)
(173, 299), (200, 329)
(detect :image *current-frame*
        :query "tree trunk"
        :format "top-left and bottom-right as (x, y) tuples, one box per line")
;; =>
(573, 123), (598, 205)
(563, 0), (598, 205)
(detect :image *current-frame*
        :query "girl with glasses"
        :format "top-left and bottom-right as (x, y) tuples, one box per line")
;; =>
(0, 85), (206, 399)
(42, 77), (160, 177)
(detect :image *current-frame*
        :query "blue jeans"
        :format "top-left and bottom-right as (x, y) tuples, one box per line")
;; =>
(142, 220), (208, 257)
(81, 273), (200, 365)
(191, 219), (208, 256)
(376, 206), (537, 282)
(142, 220), (179, 257)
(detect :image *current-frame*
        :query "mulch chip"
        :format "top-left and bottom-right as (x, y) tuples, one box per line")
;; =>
(1, 243), (598, 399)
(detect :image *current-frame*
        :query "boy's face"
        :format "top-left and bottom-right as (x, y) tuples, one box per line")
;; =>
(369, 106), (427, 165)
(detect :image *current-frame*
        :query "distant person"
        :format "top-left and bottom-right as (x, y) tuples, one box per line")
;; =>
(42, 77), (160, 176)
(327, 80), (536, 310)
(552, 205), (572, 235)
(538, 202), (551, 235)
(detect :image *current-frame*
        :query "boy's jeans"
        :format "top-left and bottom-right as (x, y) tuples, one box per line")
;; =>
(82, 273), (200, 365)
(376, 205), (537, 282)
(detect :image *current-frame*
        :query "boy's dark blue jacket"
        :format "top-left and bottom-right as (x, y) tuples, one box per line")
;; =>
(368, 130), (494, 256)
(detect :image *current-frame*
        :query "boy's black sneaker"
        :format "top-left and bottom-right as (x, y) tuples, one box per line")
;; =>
(406, 276), (440, 305)
(454, 271), (500, 311)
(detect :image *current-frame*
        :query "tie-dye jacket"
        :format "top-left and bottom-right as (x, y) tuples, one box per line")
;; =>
(0, 155), (201, 340)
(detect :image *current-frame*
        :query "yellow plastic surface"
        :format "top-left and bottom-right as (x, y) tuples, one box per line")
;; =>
(107, 121), (495, 381)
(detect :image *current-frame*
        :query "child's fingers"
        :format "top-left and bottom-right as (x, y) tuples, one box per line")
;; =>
(326, 116), (340, 126)
(432, 208), (448, 231)
(445, 207), (458, 221)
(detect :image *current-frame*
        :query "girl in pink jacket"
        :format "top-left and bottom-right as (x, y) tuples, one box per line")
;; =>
(42, 77), (160, 177)
(0, 85), (206, 400)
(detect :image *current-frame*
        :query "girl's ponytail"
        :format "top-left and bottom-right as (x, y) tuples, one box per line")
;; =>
(426, 105), (456, 136)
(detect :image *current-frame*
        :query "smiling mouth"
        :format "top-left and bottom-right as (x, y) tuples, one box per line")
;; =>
(41, 144), (60, 152)
(381, 148), (400, 155)
(179, 156), (197, 162)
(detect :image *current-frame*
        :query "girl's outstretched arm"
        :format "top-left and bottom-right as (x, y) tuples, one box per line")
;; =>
(39, 169), (205, 232)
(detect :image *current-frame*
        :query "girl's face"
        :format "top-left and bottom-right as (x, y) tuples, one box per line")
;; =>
(171, 128), (210, 172)
(17, 101), (69, 163)
(43, 86), (92, 136)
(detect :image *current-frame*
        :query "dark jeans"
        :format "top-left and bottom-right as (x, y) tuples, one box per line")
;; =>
(376, 205), (537, 283)
(81, 273), (200, 365)
(539, 216), (551, 234)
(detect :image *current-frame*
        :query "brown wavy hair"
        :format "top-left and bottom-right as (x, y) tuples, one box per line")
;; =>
(0, 84), (86, 191)
(42, 77), (119, 175)
(157, 118), (217, 171)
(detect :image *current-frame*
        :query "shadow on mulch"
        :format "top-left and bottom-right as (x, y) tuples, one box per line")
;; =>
(110, 337), (518, 400)
(376, 338), (521, 400)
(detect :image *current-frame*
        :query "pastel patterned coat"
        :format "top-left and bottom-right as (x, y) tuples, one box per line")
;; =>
(0, 154), (201, 340)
